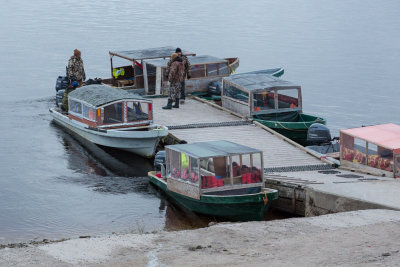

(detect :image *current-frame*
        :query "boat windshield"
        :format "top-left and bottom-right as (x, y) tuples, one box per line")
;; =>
(199, 152), (263, 189)
(253, 91), (275, 111)
(103, 103), (123, 124)
(190, 64), (206, 79)
(127, 101), (149, 122)
(277, 89), (299, 109)
(230, 153), (262, 186)
(206, 63), (229, 77)
(69, 99), (82, 115)
(168, 150), (200, 185)
(223, 84), (249, 103)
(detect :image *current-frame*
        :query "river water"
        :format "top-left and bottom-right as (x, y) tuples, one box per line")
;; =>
(1, 0), (400, 244)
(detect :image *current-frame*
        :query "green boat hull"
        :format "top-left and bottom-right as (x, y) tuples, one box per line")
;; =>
(253, 113), (326, 146)
(149, 174), (278, 221)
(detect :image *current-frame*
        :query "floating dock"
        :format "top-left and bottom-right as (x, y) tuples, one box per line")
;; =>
(152, 97), (400, 216)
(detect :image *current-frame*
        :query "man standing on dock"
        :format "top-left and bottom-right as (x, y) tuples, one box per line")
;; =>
(167, 48), (191, 104)
(67, 49), (86, 86)
(163, 53), (184, 109)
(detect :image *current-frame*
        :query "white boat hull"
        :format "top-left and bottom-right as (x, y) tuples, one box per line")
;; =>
(49, 108), (168, 158)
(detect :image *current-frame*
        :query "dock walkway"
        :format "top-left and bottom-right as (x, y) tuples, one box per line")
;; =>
(152, 98), (326, 171)
(151, 97), (400, 216)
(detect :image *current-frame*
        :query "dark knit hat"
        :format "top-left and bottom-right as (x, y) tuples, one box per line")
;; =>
(175, 48), (182, 53)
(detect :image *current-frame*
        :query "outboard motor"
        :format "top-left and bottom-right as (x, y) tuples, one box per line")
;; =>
(154, 151), (166, 171)
(307, 123), (332, 145)
(56, 89), (65, 107)
(306, 123), (340, 154)
(55, 76), (69, 91)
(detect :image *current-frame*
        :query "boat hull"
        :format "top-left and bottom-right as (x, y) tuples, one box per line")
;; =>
(149, 172), (278, 221)
(50, 108), (168, 158)
(254, 113), (326, 146)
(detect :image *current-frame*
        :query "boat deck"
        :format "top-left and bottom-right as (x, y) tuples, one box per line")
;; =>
(152, 98), (325, 170)
(151, 97), (400, 217)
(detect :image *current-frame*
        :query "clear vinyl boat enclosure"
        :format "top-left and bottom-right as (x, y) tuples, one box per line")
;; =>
(164, 140), (265, 200)
(221, 72), (326, 145)
(143, 55), (232, 95)
(222, 72), (302, 117)
(68, 84), (153, 129)
(102, 46), (196, 91)
(340, 124), (400, 178)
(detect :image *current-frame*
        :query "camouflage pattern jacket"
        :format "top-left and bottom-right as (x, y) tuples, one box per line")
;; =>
(67, 56), (86, 82)
(167, 55), (191, 79)
(168, 57), (185, 83)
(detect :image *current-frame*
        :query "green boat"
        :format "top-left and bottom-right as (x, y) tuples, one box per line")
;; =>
(253, 112), (326, 145)
(149, 140), (278, 221)
(221, 71), (326, 145)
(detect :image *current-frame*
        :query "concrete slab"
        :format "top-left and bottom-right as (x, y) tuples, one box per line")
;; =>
(266, 169), (400, 216)
(2, 210), (400, 266)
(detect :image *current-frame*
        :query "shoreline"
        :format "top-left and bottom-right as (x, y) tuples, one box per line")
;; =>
(1, 209), (400, 266)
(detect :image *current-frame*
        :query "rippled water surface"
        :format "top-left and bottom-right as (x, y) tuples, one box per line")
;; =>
(1, 0), (400, 244)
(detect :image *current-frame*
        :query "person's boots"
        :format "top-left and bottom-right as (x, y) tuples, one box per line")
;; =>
(173, 98), (179, 108)
(162, 99), (173, 109)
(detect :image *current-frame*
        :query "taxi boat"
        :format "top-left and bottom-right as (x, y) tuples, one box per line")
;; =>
(102, 46), (239, 95)
(50, 84), (168, 158)
(221, 71), (326, 145)
(148, 140), (278, 221)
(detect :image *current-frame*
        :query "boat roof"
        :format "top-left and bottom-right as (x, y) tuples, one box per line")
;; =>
(68, 84), (146, 107)
(341, 123), (400, 150)
(144, 55), (227, 67)
(167, 140), (261, 158)
(109, 46), (195, 61)
(224, 71), (300, 91)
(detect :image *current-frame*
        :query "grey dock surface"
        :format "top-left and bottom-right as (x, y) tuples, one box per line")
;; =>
(152, 97), (400, 216)
(152, 98), (325, 170)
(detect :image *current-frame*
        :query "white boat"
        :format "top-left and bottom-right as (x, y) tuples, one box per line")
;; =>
(50, 84), (168, 158)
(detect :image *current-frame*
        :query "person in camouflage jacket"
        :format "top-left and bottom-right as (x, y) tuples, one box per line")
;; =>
(166, 48), (191, 103)
(163, 53), (184, 109)
(67, 49), (86, 85)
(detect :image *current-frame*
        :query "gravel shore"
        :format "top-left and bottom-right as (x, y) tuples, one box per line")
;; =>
(1, 209), (400, 266)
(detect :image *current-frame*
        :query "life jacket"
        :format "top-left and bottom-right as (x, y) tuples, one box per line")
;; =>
(181, 153), (189, 169)
(113, 68), (125, 79)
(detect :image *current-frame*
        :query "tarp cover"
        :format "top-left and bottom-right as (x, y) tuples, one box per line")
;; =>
(110, 46), (195, 61)
(224, 71), (299, 91)
(145, 55), (227, 67)
(68, 84), (145, 107)
(167, 140), (261, 159)
(254, 111), (300, 122)
(341, 123), (400, 150)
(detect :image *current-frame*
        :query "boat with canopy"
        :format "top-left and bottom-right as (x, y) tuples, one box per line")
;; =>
(340, 123), (400, 178)
(102, 46), (239, 95)
(50, 84), (168, 158)
(148, 140), (278, 221)
(221, 71), (326, 145)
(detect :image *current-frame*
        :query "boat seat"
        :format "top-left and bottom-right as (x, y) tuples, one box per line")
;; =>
(117, 79), (134, 87)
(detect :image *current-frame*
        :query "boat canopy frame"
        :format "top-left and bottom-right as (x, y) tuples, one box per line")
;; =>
(67, 84), (153, 128)
(340, 123), (400, 178)
(222, 72), (303, 117)
(144, 55), (231, 95)
(165, 141), (265, 199)
(108, 46), (195, 91)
